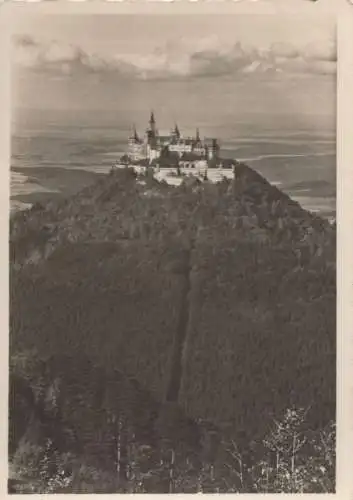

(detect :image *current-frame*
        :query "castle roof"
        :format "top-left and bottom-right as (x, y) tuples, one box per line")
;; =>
(180, 139), (194, 146)
(129, 137), (143, 144)
(158, 135), (172, 143)
(180, 152), (205, 162)
(204, 138), (219, 147)
(129, 125), (143, 143)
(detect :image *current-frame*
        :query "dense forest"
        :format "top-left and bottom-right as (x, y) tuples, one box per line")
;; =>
(9, 164), (336, 492)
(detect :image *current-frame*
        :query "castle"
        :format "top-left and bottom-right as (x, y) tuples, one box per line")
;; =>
(127, 112), (220, 166)
(116, 111), (235, 184)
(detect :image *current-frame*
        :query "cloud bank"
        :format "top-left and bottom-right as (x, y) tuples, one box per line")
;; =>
(13, 34), (336, 81)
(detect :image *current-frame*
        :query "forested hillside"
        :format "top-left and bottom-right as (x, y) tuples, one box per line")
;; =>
(9, 165), (336, 492)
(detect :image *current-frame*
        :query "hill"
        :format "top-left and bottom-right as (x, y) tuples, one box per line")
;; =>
(9, 164), (336, 492)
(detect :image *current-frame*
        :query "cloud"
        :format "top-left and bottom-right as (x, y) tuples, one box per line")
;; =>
(14, 35), (38, 48)
(12, 34), (336, 81)
(12, 35), (141, 79)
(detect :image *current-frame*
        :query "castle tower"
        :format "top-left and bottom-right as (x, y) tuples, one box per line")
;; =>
(128, 124), (144, 162)
(212, 138), (220, 157)
(145, 111), (159, 163)
(132, 125), (140, 142)
(208, 138), (220, 160)
(195, 128), (200, 142)
(170, 123), (180, 141)
(128, 124), (141, 145)
(149, 111), (156, 135)
(174, 124), (180, 139)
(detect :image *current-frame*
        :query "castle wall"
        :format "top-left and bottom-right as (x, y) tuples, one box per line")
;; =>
(128, 146), (145, 162)
(194, 160), (208, 177)
(193, 146), (206, 156)
(115, 162), (235, 185)
(147, 147), (160, 163)
(207, 168), (234, 182)
(169, 144), (193, 156)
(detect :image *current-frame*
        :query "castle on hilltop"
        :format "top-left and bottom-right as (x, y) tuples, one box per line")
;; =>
(127, 112), (220, 165)
(116, 111), (235, 184)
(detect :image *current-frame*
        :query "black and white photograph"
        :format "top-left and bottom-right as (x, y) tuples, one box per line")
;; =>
(8, 2), (337, 494)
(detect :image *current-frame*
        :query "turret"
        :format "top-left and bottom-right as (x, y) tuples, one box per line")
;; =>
(174, 124), (180, 139)
(131, 125), (140, 142)
(128, 124), (144, 162)
(171, 123), (181, 140)
(128, 125), (141, 145)
(207, 138), (220, 160)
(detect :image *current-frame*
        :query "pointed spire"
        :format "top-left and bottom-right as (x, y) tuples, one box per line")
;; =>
(196, 128), (200, 142)
(148, 111), (157, 136)
(174, 123), (180, 138)
(133, 124), (139, 141)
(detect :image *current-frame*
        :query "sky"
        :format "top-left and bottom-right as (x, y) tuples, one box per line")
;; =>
(10, 3), (336, 123)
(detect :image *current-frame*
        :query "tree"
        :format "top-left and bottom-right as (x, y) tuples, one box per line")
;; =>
(250, 407), (335, 493)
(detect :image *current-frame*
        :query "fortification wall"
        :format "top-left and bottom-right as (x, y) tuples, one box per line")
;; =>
(114, 163), (235, 185)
